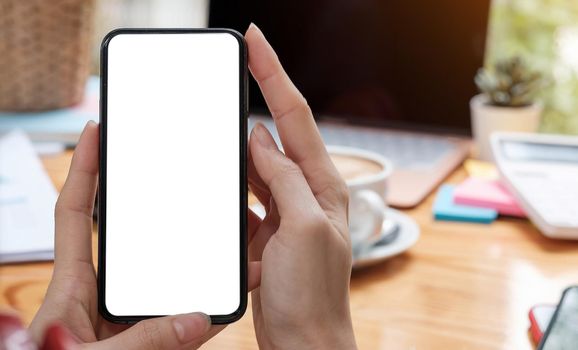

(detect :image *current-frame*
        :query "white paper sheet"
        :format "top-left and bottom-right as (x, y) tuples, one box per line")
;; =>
(0, 130), (57, 263)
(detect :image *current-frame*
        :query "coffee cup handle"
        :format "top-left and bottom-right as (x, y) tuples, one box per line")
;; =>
(353, 189), (387, 244)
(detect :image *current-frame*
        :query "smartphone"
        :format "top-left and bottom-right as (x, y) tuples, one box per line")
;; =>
(538, 286), (578, 349)
(98, 28), (248, 324)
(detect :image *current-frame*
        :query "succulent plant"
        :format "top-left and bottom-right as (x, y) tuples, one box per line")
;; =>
(475, 57), (543, 107)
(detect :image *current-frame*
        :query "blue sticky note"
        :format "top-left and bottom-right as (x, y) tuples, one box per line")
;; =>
(433, 184), (498, 224)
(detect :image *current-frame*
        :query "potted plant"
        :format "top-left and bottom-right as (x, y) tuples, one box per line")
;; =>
(471, 57), (543, 161)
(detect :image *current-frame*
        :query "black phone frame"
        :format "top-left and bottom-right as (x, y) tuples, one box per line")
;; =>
(537, 285), (578, 349)
(98, 28), (248, 325)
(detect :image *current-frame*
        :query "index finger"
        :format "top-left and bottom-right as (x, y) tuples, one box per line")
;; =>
(245, 24), (345, 207)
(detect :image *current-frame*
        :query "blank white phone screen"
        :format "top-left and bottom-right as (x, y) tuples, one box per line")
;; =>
(104, 32), (241, 316)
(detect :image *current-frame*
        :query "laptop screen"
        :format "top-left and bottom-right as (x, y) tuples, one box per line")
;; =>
(209, 0), (490, 134)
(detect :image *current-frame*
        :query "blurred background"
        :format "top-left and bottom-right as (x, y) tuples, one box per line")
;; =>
(3, 1), (578, 348)
(87, 0), (578, 134)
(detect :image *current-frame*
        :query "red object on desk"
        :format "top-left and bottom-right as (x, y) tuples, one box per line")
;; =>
(529, 304), (556, 344)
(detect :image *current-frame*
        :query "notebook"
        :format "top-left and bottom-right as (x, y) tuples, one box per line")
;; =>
(0, 77), (99, 146)
(0, 131), (57, 263)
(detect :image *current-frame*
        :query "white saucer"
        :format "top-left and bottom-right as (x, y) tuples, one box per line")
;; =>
(248, 205), (420, 269)
(352, 208), (420, 269)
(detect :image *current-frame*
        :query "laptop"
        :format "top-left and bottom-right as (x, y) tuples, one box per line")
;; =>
(209, 0), (491, 208)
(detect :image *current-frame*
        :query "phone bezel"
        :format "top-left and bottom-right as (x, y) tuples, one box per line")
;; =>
(537, 285), (578, 349)
(97, 28), (248, 325)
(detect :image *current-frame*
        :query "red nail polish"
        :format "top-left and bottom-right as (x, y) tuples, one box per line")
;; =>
(41, 323), (78, 350)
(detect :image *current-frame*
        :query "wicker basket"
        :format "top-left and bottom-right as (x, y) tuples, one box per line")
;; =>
(0, 0), (96, 111)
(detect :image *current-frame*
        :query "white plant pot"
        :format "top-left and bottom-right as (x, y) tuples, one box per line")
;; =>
(470, 94), (542, 161)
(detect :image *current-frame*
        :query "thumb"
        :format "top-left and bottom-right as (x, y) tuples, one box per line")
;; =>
(91, 313), (211, 350)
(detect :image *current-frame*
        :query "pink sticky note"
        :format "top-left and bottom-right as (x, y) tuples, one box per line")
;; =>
(453, 177), (526, 217)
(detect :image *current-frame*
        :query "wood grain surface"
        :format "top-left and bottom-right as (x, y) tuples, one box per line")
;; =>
(1, 150), (578, 349)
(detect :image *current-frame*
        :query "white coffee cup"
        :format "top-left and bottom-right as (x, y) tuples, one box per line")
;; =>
(327, 146), (393, 258)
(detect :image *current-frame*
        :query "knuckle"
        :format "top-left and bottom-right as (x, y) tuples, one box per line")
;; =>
(278, 158), (302, 176)
(272, 97), (312, 121)
(297, 99), (313, 118)
(137, 320), (164, 350)
(295, 94), (309, 107)
(269, 158), (302, 187)
(299, 96), (312, 113)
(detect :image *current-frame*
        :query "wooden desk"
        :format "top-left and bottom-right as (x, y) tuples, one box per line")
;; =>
(2, 151), (578, 349)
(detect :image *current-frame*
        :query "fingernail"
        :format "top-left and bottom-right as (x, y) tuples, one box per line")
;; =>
(172, 313), (211, 344)
(246, 22), (259, 35)
(253, 123), (277, 150)
(42, 323), (79, 350)
(84, 120), (98, 133)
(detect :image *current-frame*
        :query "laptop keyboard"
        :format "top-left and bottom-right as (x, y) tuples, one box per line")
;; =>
(249, 117), (457, 170)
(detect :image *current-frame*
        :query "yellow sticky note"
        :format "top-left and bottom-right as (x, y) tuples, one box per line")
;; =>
(463, 159), (499, 180)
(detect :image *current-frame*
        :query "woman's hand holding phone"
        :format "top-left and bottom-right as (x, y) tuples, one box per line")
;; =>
(27, 122), (262, 349)
(246, 24), (356, 350)
(26, 24), (356, 349)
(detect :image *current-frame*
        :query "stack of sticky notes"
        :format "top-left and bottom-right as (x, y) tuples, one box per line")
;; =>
(454, 177), (525, 217)
(434, 184), (498, 223)
(432, 160), (526, 224)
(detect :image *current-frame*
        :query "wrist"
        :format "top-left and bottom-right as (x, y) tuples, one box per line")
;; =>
(274, 318), (357, 350)
(312, 325), (357, 350)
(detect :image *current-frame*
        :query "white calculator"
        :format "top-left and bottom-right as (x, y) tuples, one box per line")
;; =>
(491, 132), (578, 239)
